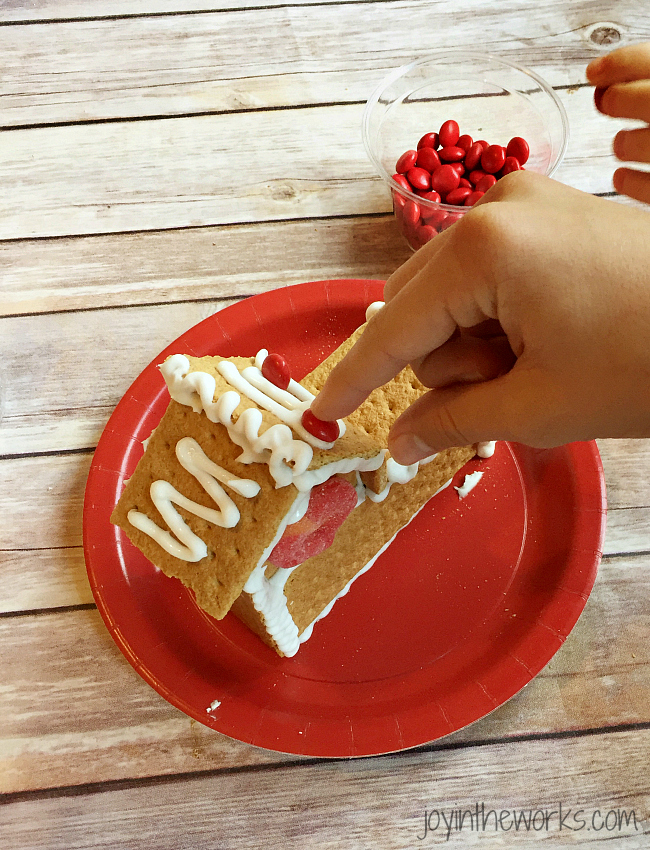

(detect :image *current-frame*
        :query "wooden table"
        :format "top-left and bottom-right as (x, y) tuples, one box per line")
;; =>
(1, 1), (649, 846)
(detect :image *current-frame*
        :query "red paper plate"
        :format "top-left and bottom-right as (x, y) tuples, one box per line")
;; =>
(84, 279), (606, 758)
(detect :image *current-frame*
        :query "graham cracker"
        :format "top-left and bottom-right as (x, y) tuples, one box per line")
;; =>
(285, 445), (476, 634)
(184, 354), (381, 467)
(237, 444), (476, 654)
(301, 325), (428, 492)
(111, 350), (382, 619)
(111, 399), (301, 619)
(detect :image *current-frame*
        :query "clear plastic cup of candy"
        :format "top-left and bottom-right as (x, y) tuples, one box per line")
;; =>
(362, 51), (569, 251)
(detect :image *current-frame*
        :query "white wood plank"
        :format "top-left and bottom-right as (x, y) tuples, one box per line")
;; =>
(603, 507), (650, 556)
(0, 300), (237, 456)
(0, 547), (94, 613)
(0, 216), (410, 317)
(1, 727), (648, 847)
(3, 440), (645, 553)
(1, 552), (648, 792)
(3, 303), (650, 471)
(3, 498), (649, 615)
(0, 89), (634, 240)
(1, 2), (647, 125)
(597, 439), (650, 512)
(0, 0), (376, 22)
(0, 491), (647, 617)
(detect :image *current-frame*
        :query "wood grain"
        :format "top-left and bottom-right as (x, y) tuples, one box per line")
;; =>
(0, 216), (410, 317)
(0, 550), (648, 793)
(0, 90), (630, 241)
(1, 2), (647, 125)
(0, 0), (380, 22)
(2, 728), (648, 846)
(1, 0), (649, 839)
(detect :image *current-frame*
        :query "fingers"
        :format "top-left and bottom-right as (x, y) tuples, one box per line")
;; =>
(614, 127), (650, 163)
(413, 332), (515, 388)
(596, 79), (650, 123)
(613, 167), (650, 204)
(383, 228), (447, 302)
(310, 270), (459, 421)
(587, 43), (650, 86)
(311, 214), (501, 423)
(387, 367), (561, 464)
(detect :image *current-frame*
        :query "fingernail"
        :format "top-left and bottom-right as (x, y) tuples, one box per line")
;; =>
(390, 432), (434, 465)
(587, 57), (605, 80)
(613, 130), (626, 159)
(594, 86), (607, 113)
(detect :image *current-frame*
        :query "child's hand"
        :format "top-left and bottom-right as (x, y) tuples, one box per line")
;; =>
(311, 173), (650, 464)
(587, 43), (650, 204)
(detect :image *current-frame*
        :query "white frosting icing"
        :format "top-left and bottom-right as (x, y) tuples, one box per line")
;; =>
(365, 301), (385, 321)
(246, 477), (454, 655)
(477, 440), (496, 458)
(219, 359), (346, 448)
(160, 353), (356, 490)
(455, 470), (484, 498)
(207, 699), (221, 712)
(366, 455), (422, 503)
(133, 346), (496, 649)
(293, 451), (385, 493)
(130, 351), (385, 562)
(127, 437), (260, 561)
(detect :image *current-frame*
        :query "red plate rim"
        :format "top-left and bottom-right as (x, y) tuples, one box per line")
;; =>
(83, 279), (607, 758)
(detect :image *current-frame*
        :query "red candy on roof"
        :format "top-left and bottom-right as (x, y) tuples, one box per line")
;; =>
(261, 352), (291, 391)
(302, 409), (340, 443)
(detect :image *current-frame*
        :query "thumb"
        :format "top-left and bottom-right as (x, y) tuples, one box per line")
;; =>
(388, 368), (561, 463)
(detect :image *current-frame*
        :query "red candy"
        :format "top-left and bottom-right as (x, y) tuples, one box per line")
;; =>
(416, 146), (441, 171)
(396, 150), (417, 173)
(458, 177), (472, 189)
(464, 141), (486, 171)
(439, 145), (465, 162)
(475, 173), (497, 193)
(418, 131), (439, 150)
(416, 224), (436, 244)
(464, 190), (485, 206)
(423, 209), (448, 229)
(468, 169), (487, 185)
(440, 212), (463, 230)
(406, 166), (431, 191)
(403, 200), (421, 227)
(506, 136), (530, 165)
(457, 134), (473, 151)
(450, 162), (465, 178)
(500, 155), (522, 176)
(261, 353), (291, 390)
(392, 173), (411, 192)
(419, 190), (442, 203)
(445, 186), (472, 205)
(268, 476), (358, 569)
(431, 164), (460, 195)
(481, 144), (506, 174)
(301, 408), (340, 443)
(438, 119), (460, 147)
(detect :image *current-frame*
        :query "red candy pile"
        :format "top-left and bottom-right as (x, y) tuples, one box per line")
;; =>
(392, 120), (529, 249)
